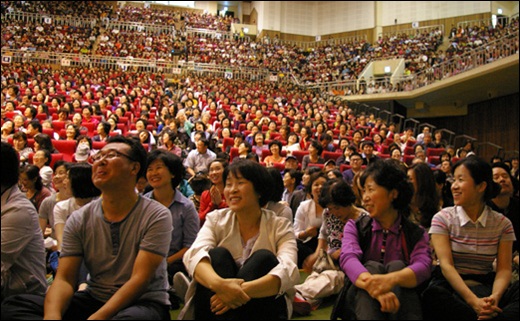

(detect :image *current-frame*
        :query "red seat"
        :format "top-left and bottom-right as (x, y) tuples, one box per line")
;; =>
(6, 111), (23, 120)
(42, 128), (55, 137)
(36, 113), (48, 122)
(116, 123), (127, 135)
(83, 122), (96, 135)
(291, 150), (309, 164)
(58, 129), (67, 139)
(229, 147), (239, 162)
(92, 141), (107, 150)
(261, 149), (272, 161)
(426, 147), (445, 158)
(52, 121), (66, 132)
(118, 116), (129, 126)
(222, 137), (234, 152)
(340, 164), (351, 172)
(271, 162), (285, 172)
(308, 163), (324, 170)
(403, 146), (415, 156)
(52, 140), (77, 162)
(27, 152), (64, 168)
(429, 155), (440, 165)
(403, 154), (415, 165)
(322, 151), (342, 162)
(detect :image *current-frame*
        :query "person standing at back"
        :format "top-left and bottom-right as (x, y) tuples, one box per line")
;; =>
(1, 135), (173, 320)
(1, 142), (48, 302)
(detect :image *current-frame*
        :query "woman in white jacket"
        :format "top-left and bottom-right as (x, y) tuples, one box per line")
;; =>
(180, 160), (299, 320)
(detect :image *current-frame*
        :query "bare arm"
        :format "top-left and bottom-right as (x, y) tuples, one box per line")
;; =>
(39, 217), (49, 237)
(490, 240), (513, 305)
(54, 223), (65, 251)
(167, 247), (188, 266)
(44, 256), (82, 320)
(186, 166), (196, 178)
(193, 258), (250, 311)
(432, 234), (486, 314)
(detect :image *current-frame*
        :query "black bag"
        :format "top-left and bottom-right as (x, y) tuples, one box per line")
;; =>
(330, 277), (354, 320)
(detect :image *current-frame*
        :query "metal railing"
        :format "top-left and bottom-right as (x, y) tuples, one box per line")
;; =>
(302, 29), (519, 95)
(268, 35), (368, 50)
(105, 20), (177, 35)
(380, 24), (444, 39)
(186, 27), (238, 41)
(457, 18), (493, 29)
(4, 11), (98, 28)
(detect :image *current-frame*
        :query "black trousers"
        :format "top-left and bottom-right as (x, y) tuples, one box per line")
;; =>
(346, 260), (423, 320)
(422, 270), (519, 320)
(0, 291), (170, 320)
(193, 247), (288, 320)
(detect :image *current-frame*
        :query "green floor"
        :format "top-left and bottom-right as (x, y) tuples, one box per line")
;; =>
(169, 270), (336, 320)
(169, 298), (335, 320)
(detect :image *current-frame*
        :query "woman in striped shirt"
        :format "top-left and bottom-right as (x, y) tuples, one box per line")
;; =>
(423, 156), (518, 320)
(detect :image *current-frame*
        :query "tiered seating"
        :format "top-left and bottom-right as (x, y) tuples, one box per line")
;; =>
(28, 153), (64, 169)
(52, 140), (77, 162)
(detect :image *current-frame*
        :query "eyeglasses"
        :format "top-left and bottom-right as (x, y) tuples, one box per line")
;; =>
(90, 150), (135, 163)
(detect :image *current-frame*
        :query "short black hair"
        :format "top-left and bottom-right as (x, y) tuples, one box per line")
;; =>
(147, 149), (185, 189)
(304, 171), (328, 196)
(268, 139), (283, 151)
(99, 121), (111, 135)
(223, 159), (272, 207)
(28, 120), (43, 133)
(53, 160), (71, 172)
(189, 173), (211, 195)
(360, 159), (413, 214)
(309, 139), (324, 155)
(1, 141), (20, 187)
(246, 152), (259, 162)
(20, 164), (43, 191)
(266, 167), (284, 202)
(318, 178), (356, 208)
(37, 148), (52, 166)
(284, 169), (302, 187)
(198, 137), (210, 147)
(34, 133), (54, 152)
(69, 163), (101, 198)
(106, 135), (148, 181)
(453, 156), (500, 201)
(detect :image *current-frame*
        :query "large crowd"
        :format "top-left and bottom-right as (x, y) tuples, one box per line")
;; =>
(1, 2), (519, 320)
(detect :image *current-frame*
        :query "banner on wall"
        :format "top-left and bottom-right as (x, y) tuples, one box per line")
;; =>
(1, 55), (12, 64)
(224, 70), (233, 79)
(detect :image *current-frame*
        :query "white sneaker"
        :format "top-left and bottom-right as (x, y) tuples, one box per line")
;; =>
(173, 272), (190, 303)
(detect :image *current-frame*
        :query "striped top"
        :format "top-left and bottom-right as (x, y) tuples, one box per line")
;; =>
(430, 205), (516, 275)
